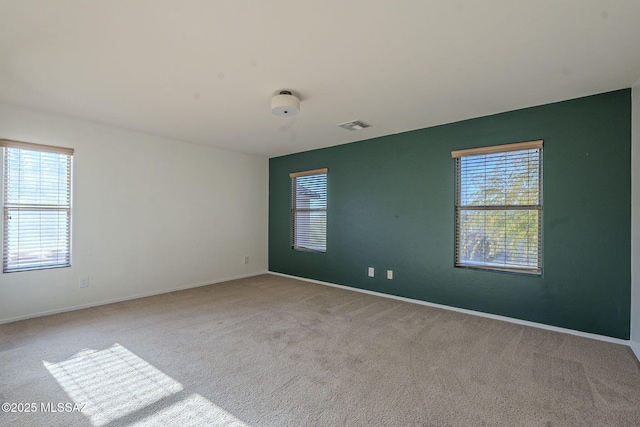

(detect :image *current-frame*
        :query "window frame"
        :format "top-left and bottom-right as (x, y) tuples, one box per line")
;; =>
(1, 139), (74, 273)
(451, 140), (543, 275)
(290, 168), (328, 253)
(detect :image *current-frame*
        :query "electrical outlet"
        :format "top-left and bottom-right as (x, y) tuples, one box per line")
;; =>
(387, 270), (393, 280)
(79, 276), (89, 288)
(368, 267), (375, 277)
(244, 256), (249, 264)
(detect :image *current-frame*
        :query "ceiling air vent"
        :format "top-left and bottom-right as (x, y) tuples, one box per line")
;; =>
(338, 120), (371, 131)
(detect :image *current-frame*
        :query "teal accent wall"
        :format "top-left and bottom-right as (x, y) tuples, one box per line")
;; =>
(269, 89), (631, 339)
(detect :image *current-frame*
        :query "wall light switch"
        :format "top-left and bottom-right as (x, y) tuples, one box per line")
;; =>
(387, 270), (393, 280)
(368, 267), (375, 277)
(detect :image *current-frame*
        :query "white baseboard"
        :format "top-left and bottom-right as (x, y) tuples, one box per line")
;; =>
(270, 271), (631, 347)
(0, 270), (269, 325)
(631, 341), (640, 363)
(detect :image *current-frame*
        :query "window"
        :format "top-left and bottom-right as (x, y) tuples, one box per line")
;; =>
(451, 140), (542, 274)
(290, 168), (327, 252)
(1, 140), (74, 273)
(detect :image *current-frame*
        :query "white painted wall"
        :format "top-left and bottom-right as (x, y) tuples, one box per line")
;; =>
(632, 80), (640, 361)
(0, 104), (268, 323)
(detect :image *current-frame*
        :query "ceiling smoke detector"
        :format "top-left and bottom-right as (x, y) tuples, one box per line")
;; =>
(338, 120), (371, 131)
(271, 90), (300, 116)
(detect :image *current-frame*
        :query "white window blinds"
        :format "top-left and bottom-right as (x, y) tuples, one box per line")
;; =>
(290, 168), (327, 252)
(452, 141), (542, 274)
(2, 140), (73, 273)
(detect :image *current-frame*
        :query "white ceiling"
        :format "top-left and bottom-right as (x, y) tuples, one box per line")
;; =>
(1, 1), (639, 158)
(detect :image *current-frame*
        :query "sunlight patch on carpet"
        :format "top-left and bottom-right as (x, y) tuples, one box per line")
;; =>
(43, 343), (246, 426)
(129, 393), (248, 427)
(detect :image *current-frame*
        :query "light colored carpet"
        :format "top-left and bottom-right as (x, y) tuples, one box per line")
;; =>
(1, 274), (639, 426)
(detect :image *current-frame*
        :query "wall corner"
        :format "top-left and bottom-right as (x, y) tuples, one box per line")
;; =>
(631, 80), (640, 361)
